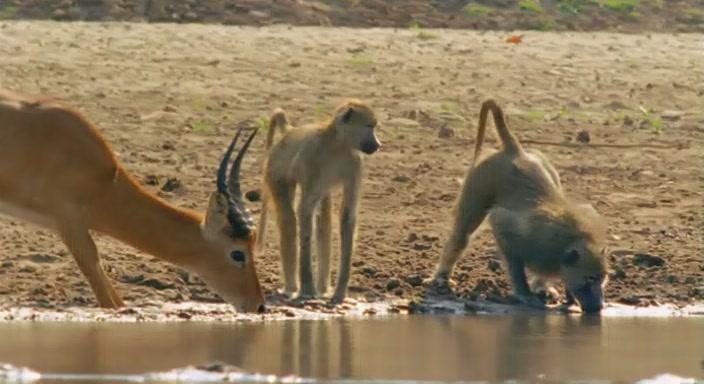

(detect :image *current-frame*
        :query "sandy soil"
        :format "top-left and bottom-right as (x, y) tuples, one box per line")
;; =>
(0, 21), (702, 313)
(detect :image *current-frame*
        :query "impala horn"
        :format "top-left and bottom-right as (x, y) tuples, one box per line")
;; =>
(216, 127), (258, 238)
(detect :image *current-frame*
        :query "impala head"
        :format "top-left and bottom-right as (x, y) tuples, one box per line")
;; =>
(332, 99), (381, 155)
(201, 128), (265, 313)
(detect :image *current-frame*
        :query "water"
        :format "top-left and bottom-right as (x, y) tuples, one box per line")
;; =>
(0, 315), (702, 383)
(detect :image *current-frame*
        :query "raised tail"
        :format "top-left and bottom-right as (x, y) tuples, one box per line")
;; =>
(257, 108), (289, 251)
(472, 99), (522, 167)
(266, 108), (289, 149)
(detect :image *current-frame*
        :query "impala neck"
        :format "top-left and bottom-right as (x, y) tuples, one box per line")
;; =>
(90, 168), (207, 268)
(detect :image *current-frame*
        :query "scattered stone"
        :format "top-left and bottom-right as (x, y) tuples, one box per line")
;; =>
(140, 278), (175, 290)
(604, 100), (628, 110)
(488, 259), (502, 273)
(404, 275), (424, 287)
(618, 295), (641, 305)
(661, 110), (683, 121)
(611, 266), (627, 280)
(386, 278), (401, 291)
(633, 253), (666, 268)
(161, 178), (182, 192)
(144, 175), (160, 186)
(437, 124), (454, 138)
(361, 266), (377, 278)
(576, 129), (590, 144)
(622, 115), (634, 126)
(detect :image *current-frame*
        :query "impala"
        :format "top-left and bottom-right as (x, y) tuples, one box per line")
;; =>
(0, 90), (266, 312)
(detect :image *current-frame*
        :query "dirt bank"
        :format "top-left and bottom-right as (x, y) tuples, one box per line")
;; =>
(0, 22), (702, 312)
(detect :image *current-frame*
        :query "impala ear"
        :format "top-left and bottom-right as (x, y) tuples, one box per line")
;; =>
(203, 192), (230, 233)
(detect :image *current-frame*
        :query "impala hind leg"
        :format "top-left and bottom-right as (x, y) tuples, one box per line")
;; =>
(59, 226), (123, 308)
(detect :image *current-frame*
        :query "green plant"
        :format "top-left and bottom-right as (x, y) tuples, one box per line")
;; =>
(349, 55), (373, 67)
(409, 22), (439, 40)
(190, 121), (212, 132)
(257, 116), (269, 132)
(525, 110), (546, 122)
(519, 0), (543, 13)
(599, 0), (638, 12)
(0, 5), (19, 20)
(463, 3), (492, 17)
(638, 106), (663, 134)
(557, 0), (581, 14)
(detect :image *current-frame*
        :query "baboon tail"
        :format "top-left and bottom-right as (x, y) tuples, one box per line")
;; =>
(266, 108), (289, 149)
(473, 99), (522, 166)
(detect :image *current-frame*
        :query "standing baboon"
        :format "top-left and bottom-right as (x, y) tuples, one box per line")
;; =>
(258, 100), (381, 303)
(429, 99), (609, 313)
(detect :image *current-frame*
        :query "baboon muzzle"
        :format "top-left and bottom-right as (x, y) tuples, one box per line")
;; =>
(361, 139), (381, 154)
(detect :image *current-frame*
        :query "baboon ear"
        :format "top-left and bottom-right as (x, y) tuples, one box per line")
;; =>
(562, 249), (580, 266)
(337, 106), (355, 123)
(203, 192), (230, 233)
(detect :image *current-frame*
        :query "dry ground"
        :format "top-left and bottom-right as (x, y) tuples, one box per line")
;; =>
(0, 21), (702, 310)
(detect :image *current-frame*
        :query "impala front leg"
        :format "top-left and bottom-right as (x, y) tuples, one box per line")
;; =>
(332, 170), (360, 304)
(59, 224), (123, 308)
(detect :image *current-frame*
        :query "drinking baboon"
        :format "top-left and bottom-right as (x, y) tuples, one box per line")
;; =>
(429, 99), (609, 313)
(258, 100), (381, 303)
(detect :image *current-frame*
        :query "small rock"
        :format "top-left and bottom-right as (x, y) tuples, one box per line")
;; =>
(163, 105), (178, 112)
(488, 259), (502, 273)
(623, 115), (634, 126)
(633, 253), (666, 268)
(392, 175), (411, 183)
(604, 100), (628, 110)
(394, 288), (405, 296)
(404, 275), (424, 287)
(660, 110), (683, 121)
(361, 266), (377, 278)
(438, 125), (455, 139)
(161, 178), (181, 192)
(288, 61), (301, 68)
(144, 175), (160, 186)
(140, 278), (175, 290)
(618, 296), (641, 306)
(161, 142), (176, 151)
(611, 266), (627, 280)
(576, 129), (591, 144)
(386, 278), (401, 291)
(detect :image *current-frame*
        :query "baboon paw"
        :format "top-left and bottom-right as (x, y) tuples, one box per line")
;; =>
(424, 274), (455, 292)
(330, 293), (346, 305)
(512, 293), (547, 309)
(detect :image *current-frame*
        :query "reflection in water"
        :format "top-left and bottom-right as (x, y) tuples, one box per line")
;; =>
(0, 316), (701, 382)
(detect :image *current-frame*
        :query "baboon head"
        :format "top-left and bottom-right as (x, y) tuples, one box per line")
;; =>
(200, 127), (266, 313)
(560, 204), (609, 314)
(332, 99), (381, 154)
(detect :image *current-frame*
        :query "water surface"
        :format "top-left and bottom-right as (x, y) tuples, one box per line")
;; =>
(0, 315), (702, 383)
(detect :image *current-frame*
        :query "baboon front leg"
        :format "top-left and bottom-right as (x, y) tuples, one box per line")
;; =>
(332, 172), (360, 304)
(59, 225), (123, 308)
(316, 194), (332, 295)
(297, 190), (319, 298)
(507, 258), (544, 308)
(430, 166), (494, 288)
(273, 183), (298, 295)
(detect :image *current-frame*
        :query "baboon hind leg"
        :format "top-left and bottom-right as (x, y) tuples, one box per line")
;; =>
(316, 194), (332, 295)
(432, 164), (496, 286)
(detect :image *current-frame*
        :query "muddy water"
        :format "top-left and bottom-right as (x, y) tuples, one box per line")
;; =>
(0, 315), (702, 383)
